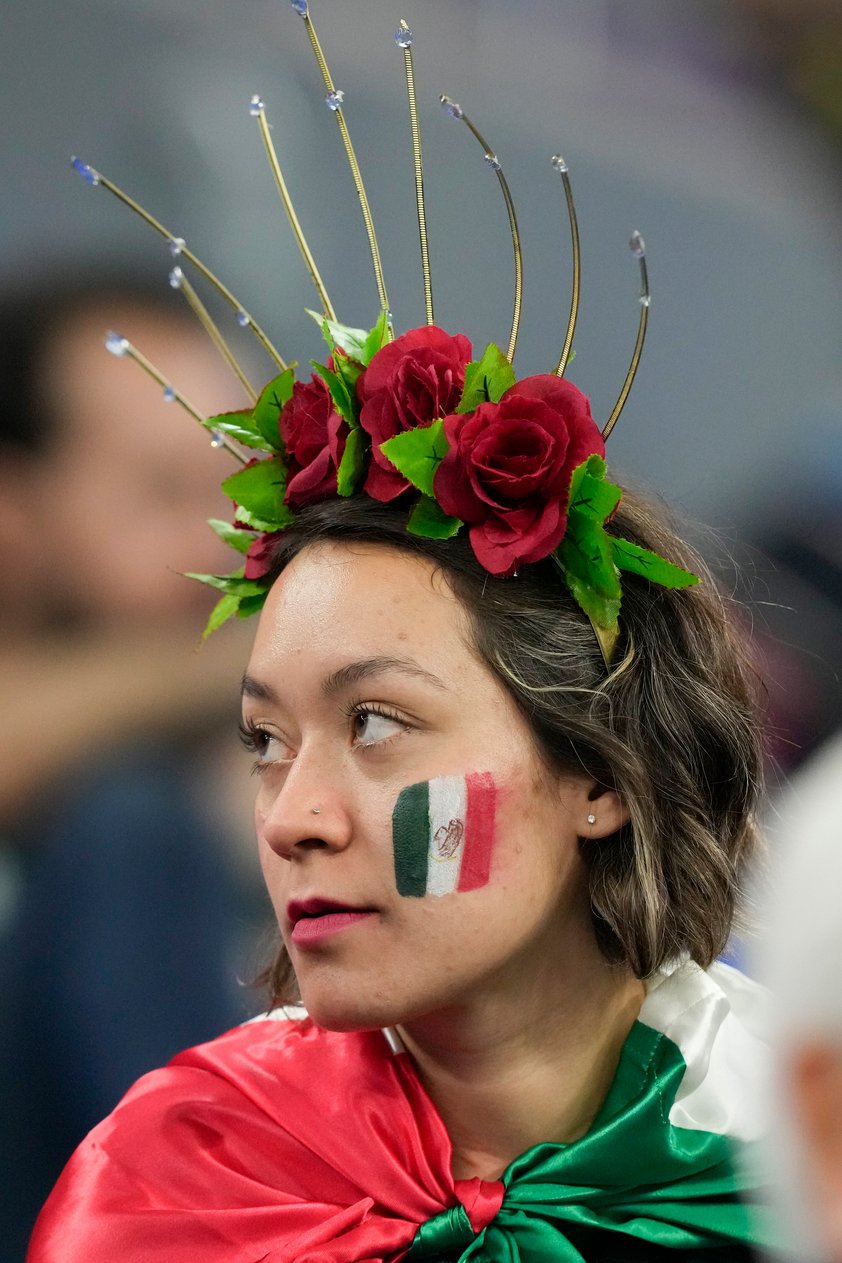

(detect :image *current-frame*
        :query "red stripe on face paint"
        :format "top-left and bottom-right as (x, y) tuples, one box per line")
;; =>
(456, 772), (497, 892)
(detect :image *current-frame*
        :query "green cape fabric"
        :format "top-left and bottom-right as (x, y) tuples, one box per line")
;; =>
(410, 1019), (774, 1261)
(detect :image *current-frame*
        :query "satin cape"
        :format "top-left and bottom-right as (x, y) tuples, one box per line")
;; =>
(28, 963), (777, 1262)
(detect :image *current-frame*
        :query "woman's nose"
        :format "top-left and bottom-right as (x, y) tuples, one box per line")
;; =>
(257, 757), (353, 861)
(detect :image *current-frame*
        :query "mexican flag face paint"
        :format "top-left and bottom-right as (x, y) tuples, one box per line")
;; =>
(392, 772), (497, 897)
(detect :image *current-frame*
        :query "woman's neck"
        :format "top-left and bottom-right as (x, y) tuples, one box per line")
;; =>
(397, 931), (646, 1182)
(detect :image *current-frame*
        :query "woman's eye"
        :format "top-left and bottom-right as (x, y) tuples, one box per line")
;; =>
(254, 733), (286, 763)
(352, 709), (406, 747)
(239, 722), (289, 767)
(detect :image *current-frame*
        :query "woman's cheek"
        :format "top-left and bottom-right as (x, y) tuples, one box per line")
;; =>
(391, 772), (499, 898)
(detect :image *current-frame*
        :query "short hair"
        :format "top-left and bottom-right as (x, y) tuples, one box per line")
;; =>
(257, 490), (765, 1005)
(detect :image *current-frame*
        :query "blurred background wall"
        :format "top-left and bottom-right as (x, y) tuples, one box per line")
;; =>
(2, 0), (839, 514)
(1, 1), (840, 1258)
(5, 0), (840, 753)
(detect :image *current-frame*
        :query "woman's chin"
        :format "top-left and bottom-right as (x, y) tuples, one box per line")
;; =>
(298, 976), (437, 1033)
(303, 994), (400, 1033)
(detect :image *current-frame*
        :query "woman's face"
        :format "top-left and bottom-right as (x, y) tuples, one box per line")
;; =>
(243, 541), (604, 1031)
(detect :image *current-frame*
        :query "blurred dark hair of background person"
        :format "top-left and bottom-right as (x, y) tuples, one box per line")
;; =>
(0, 271), (269, 1262)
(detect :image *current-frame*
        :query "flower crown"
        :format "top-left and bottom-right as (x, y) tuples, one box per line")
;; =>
(72, 4), (698, 664)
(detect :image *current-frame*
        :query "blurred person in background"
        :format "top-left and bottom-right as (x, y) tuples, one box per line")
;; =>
(738, 411), (842, 777)
(753, 731), (842, 1262)
(734, 0), (842, 145)
(0, 275), (268, 1261)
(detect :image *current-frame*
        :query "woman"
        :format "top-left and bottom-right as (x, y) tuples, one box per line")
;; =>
(27, 311), (776, 1259)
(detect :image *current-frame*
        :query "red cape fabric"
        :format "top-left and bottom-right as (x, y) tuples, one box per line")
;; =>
(27, 1014), (504, 1262)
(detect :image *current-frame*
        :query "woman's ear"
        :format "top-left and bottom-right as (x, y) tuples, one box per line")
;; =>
(559, 775), (629, 840)
(583, 784), (629, 839)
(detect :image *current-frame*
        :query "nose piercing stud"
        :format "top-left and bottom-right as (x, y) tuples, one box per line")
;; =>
(311, 807), (321, 815)
(587, 813), (596, 825)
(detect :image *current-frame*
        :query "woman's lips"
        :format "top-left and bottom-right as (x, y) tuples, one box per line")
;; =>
(290, 909), (378, 946)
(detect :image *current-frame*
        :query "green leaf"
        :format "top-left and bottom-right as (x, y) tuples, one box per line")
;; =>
(568, 455), (622, 524)
(554, 509), (622, 630)
(379, 418), (449, 497)
(307, 310), (370, 361)
(456, 343), (516, 414)
(183, 569), (270, 598)
(207, 420), (275, 451)
(233, 503), (294, 533)
(207, 517), (254, 555)
(252, 369), (296, 451)
(406, 495), (463, 540)
(568, 453), (605, 497)
(611, 538), (701, 589)
(236, 592), (271, 619)
(560, 513), (622, 599)
(201, 593), (240, 639)
(201, 409), (272, 452)
(332, 350), (364, 404)
(310, 360), (355, 426)
(336, 426), (367, 497)
(361, 309), (391, 364)
(563, 567), (621, 631)
(222, 458), (288, 525)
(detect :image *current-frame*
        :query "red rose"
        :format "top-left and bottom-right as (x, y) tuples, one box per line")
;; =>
(280, 375), (348, 508)
(244, 530), (284, 580)
(358, 326), (472, 502)
(433, 375), (605, 577)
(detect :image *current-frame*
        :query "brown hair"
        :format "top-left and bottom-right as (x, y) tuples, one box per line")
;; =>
(258, 491), (763, 1004)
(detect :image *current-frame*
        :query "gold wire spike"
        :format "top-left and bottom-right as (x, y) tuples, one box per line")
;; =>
(602, 231), (650, 439)
(169, 266), (257, 404)
(396, 21), (434, 326)
(249, 95), (337, 324)
(551, 155), (581, 378)
(288, 2), (391, 326)
(70, 158), (287, 373)
(104, 331), (248, 465)
(440, 96), (523, 366)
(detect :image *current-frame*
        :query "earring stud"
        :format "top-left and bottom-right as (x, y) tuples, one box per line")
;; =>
(587, 813), (596, 825)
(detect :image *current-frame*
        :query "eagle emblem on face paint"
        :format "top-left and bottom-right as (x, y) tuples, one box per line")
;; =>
(434, 818), (464, 859)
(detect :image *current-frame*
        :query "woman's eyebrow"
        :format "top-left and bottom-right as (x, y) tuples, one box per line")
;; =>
(322, 656), (448, 697)
(241, 673), (278, 702)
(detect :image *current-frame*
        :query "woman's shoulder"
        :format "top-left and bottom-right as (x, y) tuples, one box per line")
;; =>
(637, 958), (771, 1142)
(27, 1012), (448, 1263)
(116, 1006), (397, 1133)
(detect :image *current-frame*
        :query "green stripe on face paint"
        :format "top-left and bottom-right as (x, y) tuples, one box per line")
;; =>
(392, 780), (431, 897)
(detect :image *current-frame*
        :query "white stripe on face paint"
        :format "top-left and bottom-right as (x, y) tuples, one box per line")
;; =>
(426, 775), (467, 896)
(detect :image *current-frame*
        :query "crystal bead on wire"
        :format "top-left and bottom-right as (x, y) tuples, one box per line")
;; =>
(629, 230), (646, 258)
(169, 267), (184, 289)
(210, 433), (225, 448)
(105, 332), (129, 357)
(325, 89), (344, 111)
(249, 94), (264, 117)
(484, 152), (501, 171)
(70, 156), (100, 186)
(236, 309), (251, 328)
(163, 386), (176, 402)
(551, 154), (568, 173)
(289, 0), (308, 14)
(440, 95), (463, 120)
(168, 236), (186, 257)
(395, 27), (413, 47)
